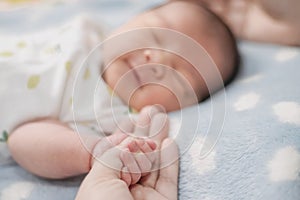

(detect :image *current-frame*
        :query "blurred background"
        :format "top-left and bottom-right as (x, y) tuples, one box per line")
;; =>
(0, 0), (164, 34)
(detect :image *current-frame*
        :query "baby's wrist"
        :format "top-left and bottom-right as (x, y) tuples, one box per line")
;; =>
(90, 132), (128, 169)
(89, 137), (102, 169)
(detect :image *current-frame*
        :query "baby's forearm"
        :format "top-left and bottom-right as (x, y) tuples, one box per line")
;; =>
(8, 119), (99, 179)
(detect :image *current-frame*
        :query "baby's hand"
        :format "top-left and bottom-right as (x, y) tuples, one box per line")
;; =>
(117, 105), (169, 186)
(120, 139), (157, 186)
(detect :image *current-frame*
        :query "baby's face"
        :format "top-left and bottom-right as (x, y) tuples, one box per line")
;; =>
(102, 2), (209, 111)
(103, 48), (201, 112)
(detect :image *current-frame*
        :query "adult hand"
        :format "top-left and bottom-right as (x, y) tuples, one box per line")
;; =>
(130, 138), (179, 200)
(75, 132), (130, 200)
(76, 105), (179, 200)
(75, 132), (156, 200)
(76, 135), (178, 200)
(122, 105), (179, 200)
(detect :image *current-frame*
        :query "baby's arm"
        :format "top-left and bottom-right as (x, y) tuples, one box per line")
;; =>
(8, 119), (101, 179)
(8, 106), (165, 179)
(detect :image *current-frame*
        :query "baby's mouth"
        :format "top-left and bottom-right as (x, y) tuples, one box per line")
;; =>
(126, 59), (142, 87)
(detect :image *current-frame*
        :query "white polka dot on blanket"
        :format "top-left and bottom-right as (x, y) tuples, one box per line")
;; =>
(0, 181), (35, 200)
(233, 92), (260, 111)
(275, 48), (299, 62)
(272, 101), (300, 126)
(267, 146), (300, 182)
(188, 137), (216, 175)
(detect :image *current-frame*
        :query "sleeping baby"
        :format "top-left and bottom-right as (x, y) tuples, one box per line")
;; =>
(1, 1), (238, 178)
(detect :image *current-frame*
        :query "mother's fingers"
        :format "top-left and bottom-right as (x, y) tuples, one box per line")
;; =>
(138, 150), (160, 188)
(149, 113), (169, 144)
(137, 114), (169, 188)
(138, 138), (178, 195)
(156, 138), (179, 200)
(133, 105), (165, 137)
(159, 138), (179, 184)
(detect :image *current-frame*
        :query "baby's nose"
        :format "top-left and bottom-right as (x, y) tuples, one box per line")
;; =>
(143, 49), (152, 62)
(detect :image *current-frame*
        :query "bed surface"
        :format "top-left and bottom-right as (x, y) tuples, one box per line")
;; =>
(1, 1), (299, 199)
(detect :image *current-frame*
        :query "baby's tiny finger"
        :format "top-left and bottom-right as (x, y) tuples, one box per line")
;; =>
(134, 152), (152, 175)
(120, 166), (131, 186)
(145, 139), (157, 150)
(127, 140), (139, 152)
(136, 140), (157, 164)
(120, 150), (141, 185)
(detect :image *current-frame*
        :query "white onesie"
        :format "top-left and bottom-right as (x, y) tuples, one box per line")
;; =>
(0, 17), (132, 163)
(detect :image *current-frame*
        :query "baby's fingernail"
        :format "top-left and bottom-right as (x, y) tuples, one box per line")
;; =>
(128, 141), (139, 152)
(147, 140), (157, 150)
